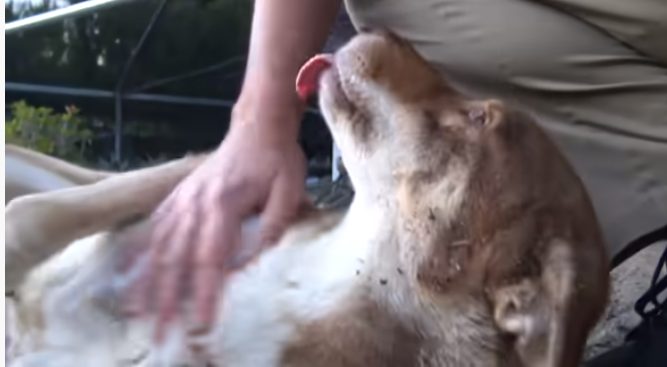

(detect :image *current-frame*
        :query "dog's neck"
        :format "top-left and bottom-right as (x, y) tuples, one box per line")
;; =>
(329, 191), (429, 292)
(334, 190), (398, 244)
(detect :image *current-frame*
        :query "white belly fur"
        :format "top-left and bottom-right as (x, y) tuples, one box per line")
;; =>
(11, 209), (376, 367)
(211, 220), (370, 366)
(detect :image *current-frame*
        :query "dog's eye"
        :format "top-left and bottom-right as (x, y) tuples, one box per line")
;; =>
(423, 110), (441, 131)
(467, 107), (487, 127)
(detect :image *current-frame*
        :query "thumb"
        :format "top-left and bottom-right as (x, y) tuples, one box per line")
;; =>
(259, 174), (305, 247)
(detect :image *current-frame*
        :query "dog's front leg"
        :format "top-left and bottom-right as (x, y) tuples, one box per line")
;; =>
(5, 154), (208, 292)
(490, 240), (609, 367)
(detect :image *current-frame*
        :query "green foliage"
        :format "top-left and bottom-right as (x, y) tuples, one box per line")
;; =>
(5, 0), (254, 164)
(6, 100), (93, 163)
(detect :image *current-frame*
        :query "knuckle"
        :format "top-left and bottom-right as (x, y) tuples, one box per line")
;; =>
(150, 224), (173, 245)
(152, 204), (174, 222)
(193, 254), (223, 268)
(158, 256), (180, 269)
(264, 217), (288, 232)
(157, 248), (184, 268)
(217, 187), (241, 205)
(218, 177), (253, 201)
(178, 182), (201, 200)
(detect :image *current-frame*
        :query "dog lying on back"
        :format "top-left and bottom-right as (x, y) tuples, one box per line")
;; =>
(5, 31), (609, 367)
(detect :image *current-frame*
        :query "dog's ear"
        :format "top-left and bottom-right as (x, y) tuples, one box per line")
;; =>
(490, 240), (605, 367)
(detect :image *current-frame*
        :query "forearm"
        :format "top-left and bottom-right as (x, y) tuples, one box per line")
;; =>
(233, 0), (341, 138)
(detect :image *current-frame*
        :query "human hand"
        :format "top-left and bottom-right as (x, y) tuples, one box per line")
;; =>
(124, 115), (307, 341)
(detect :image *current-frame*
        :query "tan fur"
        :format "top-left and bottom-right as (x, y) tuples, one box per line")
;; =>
(282, 30), (610, 366)
(5, 144), (115, 203)
(6, 31), (609, 367)
(5, 152), (207, 293)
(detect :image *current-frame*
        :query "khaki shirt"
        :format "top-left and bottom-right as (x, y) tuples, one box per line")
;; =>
(538, 0), (667, 64)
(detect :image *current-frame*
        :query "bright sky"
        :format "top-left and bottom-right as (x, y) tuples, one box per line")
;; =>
(8, 0), (71, 14)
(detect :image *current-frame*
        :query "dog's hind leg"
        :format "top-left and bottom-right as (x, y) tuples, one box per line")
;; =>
(5, 153), (208, 292)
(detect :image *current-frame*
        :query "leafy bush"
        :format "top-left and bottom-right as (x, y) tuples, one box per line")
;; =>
(5, 100), (93, 163)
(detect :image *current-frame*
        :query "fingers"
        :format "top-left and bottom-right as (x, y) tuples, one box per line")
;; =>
(122, 209), (179, 317)
(121, 175), (256, 343)
(153, 205), (199, 343)
(190, 201), (242, 335)
(259, 173), (305, 247)
(122, 248), (154, 316)
(134, 209), (180, 315)
(117, 147), (302, 343)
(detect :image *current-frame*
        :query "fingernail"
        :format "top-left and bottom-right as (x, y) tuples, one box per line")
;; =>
(188, 309), (214, 336)
(154, 324), (165, 344)
(121, 292), (145, 317)
(189, 321), (209, 336)
(122, 302), (142, 317)
(154, 319), (173, 345)
(259, 231), (277, 248)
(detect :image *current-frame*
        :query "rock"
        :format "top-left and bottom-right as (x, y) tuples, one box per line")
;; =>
(585, 242), (667, 359)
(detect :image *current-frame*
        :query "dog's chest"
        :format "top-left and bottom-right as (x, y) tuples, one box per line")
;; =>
(206, 221), (379, 366)
(209, 239), (505, 367)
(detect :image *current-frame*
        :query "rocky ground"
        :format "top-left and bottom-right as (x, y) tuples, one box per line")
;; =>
(585, 242), (666, 360)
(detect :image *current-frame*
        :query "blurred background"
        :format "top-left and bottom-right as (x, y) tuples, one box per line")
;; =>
(5, 0), (356, 177)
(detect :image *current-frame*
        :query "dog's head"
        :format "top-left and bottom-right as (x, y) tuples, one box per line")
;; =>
(304, 30), (609, 366)
(312, 31), (588, 226)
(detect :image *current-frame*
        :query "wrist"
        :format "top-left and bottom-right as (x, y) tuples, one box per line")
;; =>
(231, 85), (304, 142)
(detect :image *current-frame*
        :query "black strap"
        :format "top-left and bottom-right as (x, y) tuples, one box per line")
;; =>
(611, 224), (667, 270)
(623, 224), (667, 344)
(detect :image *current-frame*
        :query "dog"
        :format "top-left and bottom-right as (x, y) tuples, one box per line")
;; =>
(5, 31), (609, 367)
(5, 144), (114, 204)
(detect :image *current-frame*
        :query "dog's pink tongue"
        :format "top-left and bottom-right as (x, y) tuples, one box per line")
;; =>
(296, 54), (332, 102)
